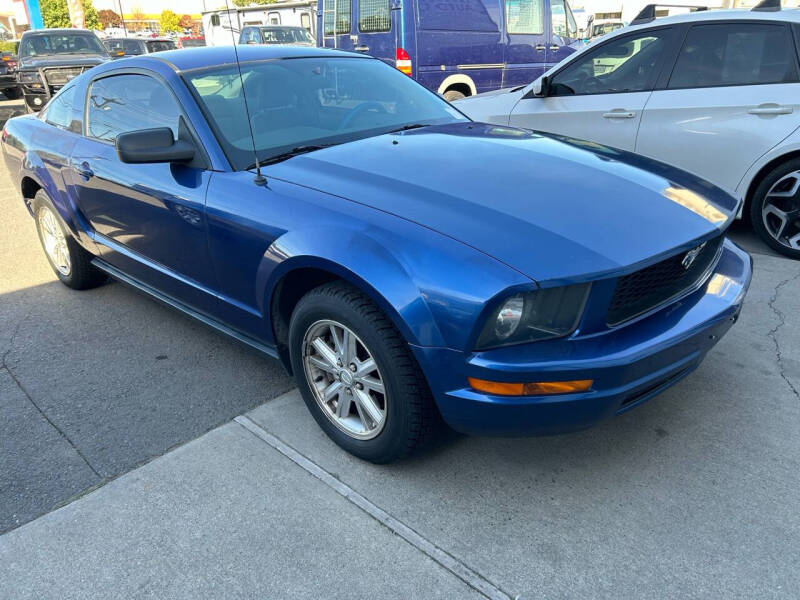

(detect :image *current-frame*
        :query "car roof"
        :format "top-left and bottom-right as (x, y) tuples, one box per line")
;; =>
(136, 45), (363, 72)
(627, 7), (800, 29)
(21, 28), (98, 36)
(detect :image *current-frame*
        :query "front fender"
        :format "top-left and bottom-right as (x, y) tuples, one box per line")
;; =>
(265, 226), (445, 347)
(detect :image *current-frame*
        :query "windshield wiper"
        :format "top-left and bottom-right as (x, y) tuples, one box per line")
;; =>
(247, 144), (333, 170)
(387, 123), (430, 133)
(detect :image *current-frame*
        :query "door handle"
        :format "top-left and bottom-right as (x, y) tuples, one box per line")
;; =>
(354, 44), (369, 52)
(549, 44), (560, 51)
(602, 110), (635, 119)
(73, 162), (94, 180)
(535, 44), (546, 51)
(748, 105), (792, 116)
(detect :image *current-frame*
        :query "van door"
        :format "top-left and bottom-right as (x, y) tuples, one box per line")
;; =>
(502, 0), (548, 88)
(320, 0), (355, 50)
(416, 0), (505, 95)
(351, 0), (395, 64)
(546, 0), (578, 66)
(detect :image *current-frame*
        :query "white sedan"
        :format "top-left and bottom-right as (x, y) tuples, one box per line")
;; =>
(456, 4), (800, 258)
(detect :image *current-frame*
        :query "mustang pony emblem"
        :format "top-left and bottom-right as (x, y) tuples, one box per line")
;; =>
(682, 242), (707, 270)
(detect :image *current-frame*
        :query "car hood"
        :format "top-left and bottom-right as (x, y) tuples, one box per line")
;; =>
(19, 54), (108, 69)
(267, 122), (738, 284)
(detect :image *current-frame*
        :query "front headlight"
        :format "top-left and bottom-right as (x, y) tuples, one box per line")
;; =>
(18, 71), (41, 84)
(475, 284), (591, 350)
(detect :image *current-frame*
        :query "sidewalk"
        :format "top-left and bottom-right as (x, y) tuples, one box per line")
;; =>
(0, 403), (485, 600)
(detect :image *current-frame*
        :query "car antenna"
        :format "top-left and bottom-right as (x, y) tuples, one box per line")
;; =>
(223, 0), (267, 186)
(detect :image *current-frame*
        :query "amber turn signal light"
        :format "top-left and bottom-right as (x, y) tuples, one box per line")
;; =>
(467, 377), (593, 396)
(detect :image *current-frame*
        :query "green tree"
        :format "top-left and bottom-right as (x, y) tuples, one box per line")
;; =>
(159, 9), (180, 33)
(83, 0), (100, 30)
(40, 0), (70, 28)
(40, 0), (101, 29)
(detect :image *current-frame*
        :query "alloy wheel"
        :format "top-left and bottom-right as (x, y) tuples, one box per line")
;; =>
(762, 170), (800, 251)
(302, 319), (387, 440)
(38, 206), (71, 276)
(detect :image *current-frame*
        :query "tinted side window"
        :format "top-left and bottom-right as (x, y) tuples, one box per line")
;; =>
(359, 0), (390, 33)
(44, 85), (78, 132)
(87, 74), (180, 142)
(551, 29), (674, 96)
(123, 40), (142, 55)
(506, 0), (544, 35)
(669, 23), (799, 89)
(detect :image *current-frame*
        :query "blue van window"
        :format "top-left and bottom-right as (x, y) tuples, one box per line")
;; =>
(417, 0), (500, 32)
(359, 0), (390, 32)
(323, 0), (351, 34)
(506, 0), (544, 35)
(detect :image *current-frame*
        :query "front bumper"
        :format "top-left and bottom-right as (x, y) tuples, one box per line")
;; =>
(412, 239), (752, 436)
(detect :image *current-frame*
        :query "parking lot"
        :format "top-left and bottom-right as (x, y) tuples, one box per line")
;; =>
(1, 88), (799, 599)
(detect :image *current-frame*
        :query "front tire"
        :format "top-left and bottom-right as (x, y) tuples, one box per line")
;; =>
(33, 190), (107, 290)
(750, 159), (800, 259)
(288, 282), (438, 463)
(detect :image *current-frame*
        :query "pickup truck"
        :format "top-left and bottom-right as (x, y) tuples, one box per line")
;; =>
(16, 28), (109, 112)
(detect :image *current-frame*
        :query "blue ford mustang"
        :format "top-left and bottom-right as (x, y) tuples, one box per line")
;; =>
(2, 46), (752, 462)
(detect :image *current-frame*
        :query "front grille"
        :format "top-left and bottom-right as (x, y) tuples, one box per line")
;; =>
(43, 67), (84, 86)
(607, 236), (724, 327)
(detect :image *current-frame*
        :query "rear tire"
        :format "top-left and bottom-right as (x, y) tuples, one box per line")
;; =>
(288, 281), (439, 463)
(33, 190), (107, 290)
(443, 89), (466, 102)
(750, 158), (800, 259)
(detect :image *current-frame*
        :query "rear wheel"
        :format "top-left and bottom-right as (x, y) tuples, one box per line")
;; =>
(33, 190), (107, 290)
(750, 159), (800, 259)
(288, 282), (438, 463)
(443, 89), (466, 102)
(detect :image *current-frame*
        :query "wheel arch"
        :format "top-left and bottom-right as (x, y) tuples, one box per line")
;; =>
(265, 240), (446, 374)
(742, 150), (800, 215)
(437, 74), (477, 97)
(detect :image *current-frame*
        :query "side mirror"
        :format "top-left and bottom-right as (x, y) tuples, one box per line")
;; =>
(530, 75), (551, 97)
(116, 127), (195, 164)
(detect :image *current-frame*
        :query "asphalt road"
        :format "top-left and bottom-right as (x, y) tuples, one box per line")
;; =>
(1, 97), (799, 596)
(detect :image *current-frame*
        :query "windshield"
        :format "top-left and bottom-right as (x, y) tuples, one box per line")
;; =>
(146, 40), (176, 52)
(260, 27), (314, 44)
(20, 33), (107, 57)
(186, 56), (468, 170)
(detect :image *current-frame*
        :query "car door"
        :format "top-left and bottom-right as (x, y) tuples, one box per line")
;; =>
(69, 71), (218, 314)
(636, 21), (800, 196)
(509, 26), (680, 151)
(503, 0), (549, 88)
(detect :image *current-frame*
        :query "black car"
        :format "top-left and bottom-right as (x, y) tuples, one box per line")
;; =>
(104, 37), (177, 58)
(16, 29), (109, 112)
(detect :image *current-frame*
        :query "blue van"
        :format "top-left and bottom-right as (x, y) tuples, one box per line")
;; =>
(317, 0), (580, 99)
